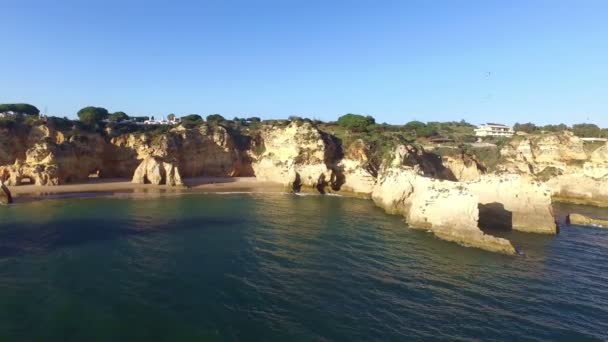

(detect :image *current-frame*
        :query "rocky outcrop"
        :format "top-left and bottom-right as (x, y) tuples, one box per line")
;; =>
(0, 123), (252, 186)
(0, 181), (12, 205)
(0, 131), (106, 186)
(372, 167), (516, 254)
(442, 154), (484, 181)
(467, 174), (556, 234)
(500, 132), (588, 173)
(108, 125), (250, 178)
(252, 122), (341, 192)
(567, 213), (608, 228)
(499, 132), (608, 207)
(337, 139), (377, 195)
(132, 157), (183, 186)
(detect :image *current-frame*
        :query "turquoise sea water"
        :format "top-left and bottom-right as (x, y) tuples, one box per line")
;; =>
(0, 194), (607, 341)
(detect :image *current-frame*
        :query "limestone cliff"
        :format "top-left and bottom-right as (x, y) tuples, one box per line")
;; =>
(0, 121), (570, 254)
(368, 144), (556, 252)
(0, 123), (252, 186)
(467, 174), (555, 234)
(132, 157), (183, 186)
(442, 154), (485, 181)
(0, 125), (106, 185)
(336, 139), (377, 195)
(500, 132), (608, 206)
(252, 122), (342, 192)
(0, 180), (12, 205)
(372, 167), (516, 254)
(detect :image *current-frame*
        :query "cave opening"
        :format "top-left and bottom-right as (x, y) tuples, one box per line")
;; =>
(478, 202), (513, 233)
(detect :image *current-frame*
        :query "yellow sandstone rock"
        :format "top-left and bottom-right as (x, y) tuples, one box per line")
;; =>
(567, 213), (608, 228)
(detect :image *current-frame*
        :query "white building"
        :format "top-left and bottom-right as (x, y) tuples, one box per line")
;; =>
(0, 111), (16, 118)
(474, 123), (514, 137)
(143, 116), (181, 125)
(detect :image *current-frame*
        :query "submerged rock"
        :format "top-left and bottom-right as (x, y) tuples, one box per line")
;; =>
(567, 213), (608, 228)
(132, 157), (183, 186)
(0, 181), (12, 205)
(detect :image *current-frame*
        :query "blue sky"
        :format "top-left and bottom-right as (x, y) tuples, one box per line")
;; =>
(1, 0), (607, 126)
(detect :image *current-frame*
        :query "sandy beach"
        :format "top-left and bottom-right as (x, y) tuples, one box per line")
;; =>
(6, 177), (287, 202)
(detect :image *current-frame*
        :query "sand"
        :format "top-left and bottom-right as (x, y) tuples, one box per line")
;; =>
(6, 177), (286, 202)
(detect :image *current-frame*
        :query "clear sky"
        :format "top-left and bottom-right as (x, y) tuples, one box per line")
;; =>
(1, 0), (607, 126)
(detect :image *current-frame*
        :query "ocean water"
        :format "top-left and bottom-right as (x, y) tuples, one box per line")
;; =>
(0, 194), (607, 341)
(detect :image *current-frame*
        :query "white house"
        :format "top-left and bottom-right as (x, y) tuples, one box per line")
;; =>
(143, 116), (181, 125)
(474, 123), (514, 137)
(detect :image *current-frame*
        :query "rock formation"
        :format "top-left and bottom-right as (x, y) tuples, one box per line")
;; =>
(132, 157), (183, 186)
(500, 132), (608, 206)
(0, 123), (252, 186)
(252, 122), (342, 192)
(442, 154), (485, 181)
(337, 139), (377, 195)
(2, 122), (586, 254)
(466, 174), (556, 234)
(567, 213), (608, 228)
(0, 180), (12, 205)
(372, 167), (515, 254)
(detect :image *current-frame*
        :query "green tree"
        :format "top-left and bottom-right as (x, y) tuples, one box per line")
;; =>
(181, 114), (203, 128)
(109, 111), (129, 122)
(167, 113), (176, 121)
(206, 114), (225, 124)
(513, 122), (539, 134)
(182, 114), (203, 122)
(77, 106), (109, 125)
(572, 123), (601, 137)
(0, 103), (40, 116)
(404, 120), (426, 131)
(337, 113), (375, 132)
(541, 124), (569, 132)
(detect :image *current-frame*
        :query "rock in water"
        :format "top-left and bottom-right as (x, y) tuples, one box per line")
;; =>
(132, 157), (184, 186)
(467, 174), (556, 234)
(567, 213), (608, 228)
(372, 167), (516, 255)
(0, 181), (12, 205)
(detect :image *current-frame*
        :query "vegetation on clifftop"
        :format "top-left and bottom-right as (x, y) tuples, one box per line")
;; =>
(3, 102), (608, 173)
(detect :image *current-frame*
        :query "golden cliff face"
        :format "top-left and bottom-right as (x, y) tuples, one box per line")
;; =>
(371, 166), (516, 254)
(0, 125), (106, 185)
(0, 122), (576, 254)
(250, 122), (377, 195)
(107, 125), (250, 179)
(252, 122), (341, 191)
(500, 132), (608, 205)
(0, 124), (253, 186)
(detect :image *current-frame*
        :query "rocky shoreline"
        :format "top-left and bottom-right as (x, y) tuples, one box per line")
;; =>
(2, 121), (608, 254)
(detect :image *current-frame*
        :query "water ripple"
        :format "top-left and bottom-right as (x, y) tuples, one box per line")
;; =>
(0, 195), (607, 340)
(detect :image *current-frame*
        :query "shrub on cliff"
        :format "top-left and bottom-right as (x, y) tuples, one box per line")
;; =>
(337, 114), (375, 132)
(77, 106), (109, 125)
(403, 121), (440, 138)
(181, 114), (204, 128)
(0, 103), (40, 116)
(572, 123), (601, 138)
(109, 111), (129, 122)
(206, 114), (225, 124)
(46, 116), (75, 130)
